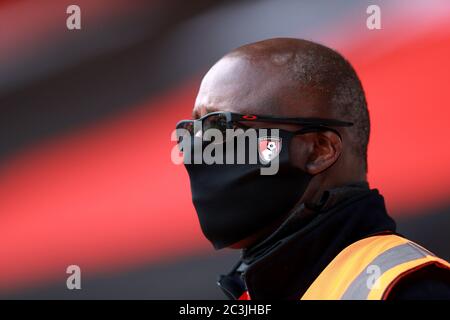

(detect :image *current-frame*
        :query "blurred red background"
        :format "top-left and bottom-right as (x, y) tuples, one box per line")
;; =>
(0, 0), (449, 299)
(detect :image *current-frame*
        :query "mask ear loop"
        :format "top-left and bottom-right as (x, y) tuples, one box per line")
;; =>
(292, 125), (343, 173)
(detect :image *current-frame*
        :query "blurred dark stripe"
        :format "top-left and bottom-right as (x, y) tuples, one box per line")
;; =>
(1, 249), (240, 300)
(0, 0), (239, 160)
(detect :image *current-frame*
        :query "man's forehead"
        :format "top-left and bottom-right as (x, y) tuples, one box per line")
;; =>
(194, 86), (327, 121)
(193, 56), (291, 117)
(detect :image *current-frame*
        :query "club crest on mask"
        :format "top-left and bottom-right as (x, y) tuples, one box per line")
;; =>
(258, 136), (282, 165)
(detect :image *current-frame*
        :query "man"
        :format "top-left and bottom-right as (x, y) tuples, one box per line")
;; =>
(176, 38), (450, 299)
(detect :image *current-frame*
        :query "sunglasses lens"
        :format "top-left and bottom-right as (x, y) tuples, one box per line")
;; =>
(203, 113), (228, 137)
(176, 121), (194, 150)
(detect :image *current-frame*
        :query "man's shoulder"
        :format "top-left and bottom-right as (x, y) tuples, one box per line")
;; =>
(387, 263), (450, 300)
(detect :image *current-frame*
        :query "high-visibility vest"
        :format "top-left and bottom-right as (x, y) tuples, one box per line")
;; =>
(239, 234), (450, 300)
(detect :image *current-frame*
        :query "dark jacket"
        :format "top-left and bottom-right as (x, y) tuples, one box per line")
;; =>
(218, 183), (450, 300)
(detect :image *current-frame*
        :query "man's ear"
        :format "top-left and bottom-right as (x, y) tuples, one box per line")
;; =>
(305, 131), (342, 175)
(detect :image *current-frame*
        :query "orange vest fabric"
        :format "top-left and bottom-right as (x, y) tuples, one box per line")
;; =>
(239, 234), (450, 300)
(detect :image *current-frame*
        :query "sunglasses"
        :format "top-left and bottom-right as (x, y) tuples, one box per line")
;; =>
(175, 111), (353, 144)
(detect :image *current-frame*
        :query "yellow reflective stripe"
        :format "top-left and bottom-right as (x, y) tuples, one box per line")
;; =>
(341, 242), (428, 299)
(367, 256), (450, 300)
(301, 235), (408, 300)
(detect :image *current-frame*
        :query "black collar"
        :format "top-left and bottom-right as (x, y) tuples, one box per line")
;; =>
(217, 183), (397, 300)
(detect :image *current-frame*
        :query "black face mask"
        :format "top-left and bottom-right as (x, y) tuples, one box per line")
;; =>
(184, 129), (313, 249)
